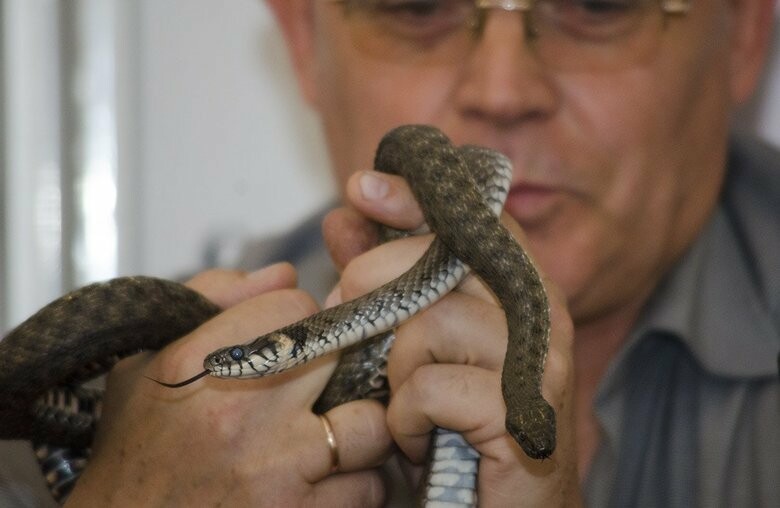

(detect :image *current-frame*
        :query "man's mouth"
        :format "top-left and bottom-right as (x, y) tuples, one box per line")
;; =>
(505, 182), (564, 225)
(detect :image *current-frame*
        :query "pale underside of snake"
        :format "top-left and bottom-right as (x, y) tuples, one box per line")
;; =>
(0, 125), (555, 506)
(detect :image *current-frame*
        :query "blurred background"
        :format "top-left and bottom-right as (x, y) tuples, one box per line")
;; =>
(1, 0), (778, 333)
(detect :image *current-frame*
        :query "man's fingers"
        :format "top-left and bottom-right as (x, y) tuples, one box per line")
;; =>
(309, 470), (386, 508)
(323, 168), (427, 272)
(387, 292), (507, 391)
(345, 170), (426, 231)
(323, 207), (379, 271)
(387, 364), (506, 464)
(184, 262), (298, 308)
(337, 234), (434, 301)
(302, 400), (393, 482)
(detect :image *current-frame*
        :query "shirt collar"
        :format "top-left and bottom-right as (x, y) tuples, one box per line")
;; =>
(633, 204), (779, 379)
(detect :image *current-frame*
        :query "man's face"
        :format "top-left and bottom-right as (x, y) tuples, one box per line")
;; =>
(279, 0), (763, 323)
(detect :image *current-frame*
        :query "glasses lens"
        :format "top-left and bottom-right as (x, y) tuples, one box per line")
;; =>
(338, 0), (670, 71)
(340, 0), (476, 66)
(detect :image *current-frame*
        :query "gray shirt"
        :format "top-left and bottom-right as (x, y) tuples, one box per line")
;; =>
(585, 136), (780, 506)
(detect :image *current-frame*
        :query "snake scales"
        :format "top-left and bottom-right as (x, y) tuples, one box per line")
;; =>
(0, 125), (555, 505)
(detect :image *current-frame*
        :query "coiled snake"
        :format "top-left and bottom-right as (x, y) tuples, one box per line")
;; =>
(0, 125), (555, 506)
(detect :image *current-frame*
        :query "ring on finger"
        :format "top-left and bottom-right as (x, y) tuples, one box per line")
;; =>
(318, 413), (340, 474)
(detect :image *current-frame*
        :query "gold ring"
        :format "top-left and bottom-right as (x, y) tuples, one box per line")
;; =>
(318, 413), (340, 474)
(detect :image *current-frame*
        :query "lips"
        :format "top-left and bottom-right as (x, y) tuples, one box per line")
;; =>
(504, 182), (564, 225)
(450, 137), (576, 224)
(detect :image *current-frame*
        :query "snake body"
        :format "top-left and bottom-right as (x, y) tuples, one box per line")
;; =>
(206, 126), (555, 459)
(0, 125), (554, 505)
(0, 277), (220, 448)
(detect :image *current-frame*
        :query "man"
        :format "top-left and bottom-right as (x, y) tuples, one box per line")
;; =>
(62, 0), (778, 506)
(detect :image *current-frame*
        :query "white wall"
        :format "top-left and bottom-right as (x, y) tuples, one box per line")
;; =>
(126, 0), (334, 278)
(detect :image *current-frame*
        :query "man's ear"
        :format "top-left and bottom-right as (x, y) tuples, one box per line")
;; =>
(729, 0), (776, 104)
(266, 0), (319, 107)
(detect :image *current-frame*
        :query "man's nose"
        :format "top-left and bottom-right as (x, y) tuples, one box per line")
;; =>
(454, 9), (559, 128)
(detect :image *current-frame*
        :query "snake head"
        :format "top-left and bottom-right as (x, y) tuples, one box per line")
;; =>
(204, 345), (252, 377)
(206, 346), (244, 366)
(506, 397), (557, 460)
(204, 333), (297, 378)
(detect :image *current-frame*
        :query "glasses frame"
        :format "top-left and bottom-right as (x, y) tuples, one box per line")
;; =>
(473, 0), (691, 15)
(467, 0), (691, 44)
(333, 0), (695, 70)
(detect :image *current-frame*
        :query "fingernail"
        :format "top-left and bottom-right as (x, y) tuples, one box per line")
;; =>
(324, 284), (342, 309)
(359, 171), (389, 201)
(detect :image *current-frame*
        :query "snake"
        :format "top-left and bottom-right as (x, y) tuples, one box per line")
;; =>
(0, 125), (555, 505)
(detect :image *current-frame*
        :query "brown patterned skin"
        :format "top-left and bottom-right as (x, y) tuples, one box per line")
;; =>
(373, 125), (555, 459)
(0, 277), (220, 448)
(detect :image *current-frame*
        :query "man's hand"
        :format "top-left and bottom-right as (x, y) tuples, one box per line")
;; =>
(66, 263), (392, 507)
(324, 170), (582, 506)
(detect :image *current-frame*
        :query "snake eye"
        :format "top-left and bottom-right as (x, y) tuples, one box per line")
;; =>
(229, 347), (244, 361)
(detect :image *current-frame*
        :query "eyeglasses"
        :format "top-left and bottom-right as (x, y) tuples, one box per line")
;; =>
(334, 0), (691, 71)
